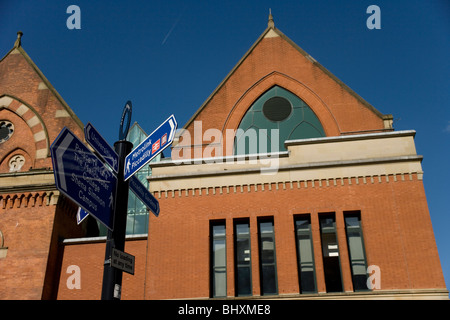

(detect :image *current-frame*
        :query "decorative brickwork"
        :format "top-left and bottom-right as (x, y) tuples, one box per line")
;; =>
(0, 33), (89, 299)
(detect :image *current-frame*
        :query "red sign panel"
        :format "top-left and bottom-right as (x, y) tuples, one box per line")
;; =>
(152, 139), (160, 153)
(161, 133), (168, 146)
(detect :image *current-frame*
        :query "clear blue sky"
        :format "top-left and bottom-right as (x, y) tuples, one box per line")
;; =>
(1, 0), (449, 292)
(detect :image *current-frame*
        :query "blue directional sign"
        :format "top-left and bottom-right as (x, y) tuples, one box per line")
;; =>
(85, 122), (119, 174)
(124, 114), (177, 181)
(129, 175), (160, 217)
(77, 207), (89, 225)
(51, 127), (117, 230)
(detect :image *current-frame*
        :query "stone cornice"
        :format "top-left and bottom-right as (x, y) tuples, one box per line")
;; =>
(0, 169), (56, 194)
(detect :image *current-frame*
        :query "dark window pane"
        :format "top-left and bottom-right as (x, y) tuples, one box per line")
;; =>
(319, 214), (343, 293)
(300, 270), (316, 293)
(261, 265), (277, 294)
(263, 97), (292, 122)
(236, 266), (252, 295)
(322, 256), (342, 292)
(234, 221), (252, 296)
(344, 212), (369, 291)
(294, 216), (317, 293)
(258, 219), (278, 295)
(236, 238), (251, 265)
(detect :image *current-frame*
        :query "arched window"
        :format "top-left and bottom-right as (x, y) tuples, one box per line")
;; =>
(0, 120), (14, 144)
(234, 86), (325, 155)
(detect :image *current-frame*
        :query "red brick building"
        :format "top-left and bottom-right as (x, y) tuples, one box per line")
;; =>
(1, 16), (448, 300)
(0, 32), (97, 299)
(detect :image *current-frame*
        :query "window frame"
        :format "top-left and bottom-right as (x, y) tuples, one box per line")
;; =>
(257, 217), (278, 296)
(210, 220), (227, 298)
(294, 214), (317, 294)
(233, 219), (252, 297)
(319, 212), (344, 293)
(344, 211), (370, 292)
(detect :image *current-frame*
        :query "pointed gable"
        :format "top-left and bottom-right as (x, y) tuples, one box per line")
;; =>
(177, 15), (393, 158)
(0, 32), (84, 172)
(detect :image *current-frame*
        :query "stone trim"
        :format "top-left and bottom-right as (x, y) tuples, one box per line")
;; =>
(0, 191), (59, 209)
(62, 233), (148, 245)
(151, 172), (423, 199)
(0, 94), (50, 159)
(284, 130), (415, 146)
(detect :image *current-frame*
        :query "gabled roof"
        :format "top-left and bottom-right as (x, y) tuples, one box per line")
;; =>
(0, 31), (84, 130)
(183, 14), (391, 130)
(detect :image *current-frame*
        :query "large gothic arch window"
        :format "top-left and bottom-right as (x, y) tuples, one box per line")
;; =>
(234, 86), (325, 155)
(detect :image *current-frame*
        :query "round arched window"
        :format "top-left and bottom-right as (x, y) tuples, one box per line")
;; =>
(262, 97), (292, 122)
(234, 86), (325, 155)
(0, 121), (14, 143)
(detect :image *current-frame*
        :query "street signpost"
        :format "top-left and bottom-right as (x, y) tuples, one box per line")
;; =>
(101, 138), (132, 300)
(51, 100), (177, 300)
(129, 175), (160, 217)
(85, 122), (119, 174)
(124, 114), (177, 181)
(51, 127), (116, 230)
(101, 101), (135, 300)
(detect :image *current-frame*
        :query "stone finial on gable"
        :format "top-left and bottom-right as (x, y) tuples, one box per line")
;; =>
(268, 9), (275, 29)
(14, 31), (23, 48)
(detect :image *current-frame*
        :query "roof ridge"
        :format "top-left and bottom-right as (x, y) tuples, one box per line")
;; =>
(182, 26), (275, 130)
(182, 20), (389, 130)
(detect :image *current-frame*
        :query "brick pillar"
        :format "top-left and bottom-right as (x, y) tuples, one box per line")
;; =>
(336, 210), (354, 293)
(311, 212), (326, 293)
(250, 215), (261, 296)
(226, 218), (235, 297)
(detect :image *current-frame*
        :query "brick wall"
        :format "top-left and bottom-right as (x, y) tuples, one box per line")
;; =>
(141, 175), (445, 299)
(0, 193), (55, 299)
(54, 174), (446, 299)
(57, 238), (147, 300)
(0, 43), (86, 299)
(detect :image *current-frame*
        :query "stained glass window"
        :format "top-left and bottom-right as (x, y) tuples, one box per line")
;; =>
(234, 86), (325, 155)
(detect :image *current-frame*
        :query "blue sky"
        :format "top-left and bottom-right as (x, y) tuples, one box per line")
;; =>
(1, 0), (449, 292)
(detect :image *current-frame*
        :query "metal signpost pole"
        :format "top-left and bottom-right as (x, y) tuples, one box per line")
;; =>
(98, 101), (175, 299)
(101, 140), (132, 300)
(101, 101), (133, 300)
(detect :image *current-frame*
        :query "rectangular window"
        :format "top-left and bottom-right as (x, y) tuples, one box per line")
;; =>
(210, 221), (227, 297)
(234, 219), (252, 296)
(294, 215), (317, 293)
(319, 213), (343, 292)
(344, 211), (369, 291)
(258, 217), (278, 295)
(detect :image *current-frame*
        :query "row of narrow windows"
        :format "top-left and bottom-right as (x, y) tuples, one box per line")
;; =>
(210, 211), (368, 297)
